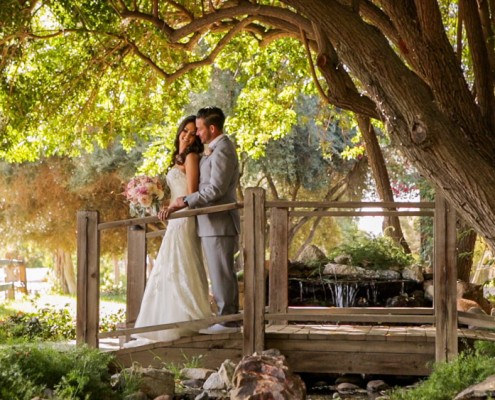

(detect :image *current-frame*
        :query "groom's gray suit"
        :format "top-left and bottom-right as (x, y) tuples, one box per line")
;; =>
(185, 134), (240, 316)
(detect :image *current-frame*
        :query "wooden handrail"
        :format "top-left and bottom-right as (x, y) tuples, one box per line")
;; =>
(97, 202), (243, 231)
(290, 210), (434, 217)
(266, 200), (435, 209)
(266, 312), (435, 324)
(99, 313), (243, 339)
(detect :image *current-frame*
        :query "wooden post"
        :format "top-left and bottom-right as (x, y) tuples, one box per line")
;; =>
(269, 207), (289, 323)
(18, 261), (27, 294)
(126, 225), (147, 326)
(434, 195), (457, 362)
(76, 211), (100, 347)
(243, 188), (266, 355)
(4, 264), (16, 300)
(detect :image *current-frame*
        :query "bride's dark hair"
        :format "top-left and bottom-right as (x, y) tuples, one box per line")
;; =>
(169, 115), (204, 169)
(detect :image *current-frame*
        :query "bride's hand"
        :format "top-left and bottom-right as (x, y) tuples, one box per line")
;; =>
(158, 207), (168, 221)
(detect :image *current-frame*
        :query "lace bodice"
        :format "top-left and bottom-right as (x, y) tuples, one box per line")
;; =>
(166, 167), (187, 200)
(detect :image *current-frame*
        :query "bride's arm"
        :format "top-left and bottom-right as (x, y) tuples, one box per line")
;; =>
(184, 152), (200, 194)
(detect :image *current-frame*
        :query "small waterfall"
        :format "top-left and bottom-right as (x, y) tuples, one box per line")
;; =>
(328, 282), (359, 307)
(366, 282), (378, 305)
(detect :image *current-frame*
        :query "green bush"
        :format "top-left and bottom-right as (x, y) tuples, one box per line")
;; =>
(328, 231), (415, 270)
(0, 343), (118, 400)
(390, 346), (495, 400)
(0, 303), (76, 343)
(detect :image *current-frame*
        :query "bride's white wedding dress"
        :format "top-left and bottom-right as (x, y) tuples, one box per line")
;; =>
(124, 167), (212, 347)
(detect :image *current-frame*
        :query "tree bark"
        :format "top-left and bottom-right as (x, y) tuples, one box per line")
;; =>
(356, 115), (411, 253)
(54, 249), (77, 295)
(284, 0), (495, 250)
(456, 220), (477, 283)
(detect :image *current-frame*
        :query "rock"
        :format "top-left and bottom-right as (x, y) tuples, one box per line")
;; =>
(335, 375), (364, 387)
(424, 280), (434, 301)
(203, 372), (226, 390)
(230, 349), (306, 399)
(297, 245), (327, 263)
(336, 382), (365, 395)
(181, 367), (215, 381)
(367, 379), (389, 392)
(323, 263), (366, 277)
(153, 395), (173, 400)
(402, 265), (424, 282)
(124, 391), (148, 400)
(454, 374), (495, 399)
(122, 366), (175, 399)
(217, 359), (236, 390)
(334, 254), (352, 265)
(364, 269), (401, 280)
(183, 379), (205, 389)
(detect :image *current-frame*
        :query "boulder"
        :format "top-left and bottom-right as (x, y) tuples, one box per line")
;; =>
(297, 245), (327, 263)
(454, 375), (495, 399)
(230, 349), (306, 400)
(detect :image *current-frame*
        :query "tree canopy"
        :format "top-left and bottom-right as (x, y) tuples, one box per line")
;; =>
(1, 0), (495, 248)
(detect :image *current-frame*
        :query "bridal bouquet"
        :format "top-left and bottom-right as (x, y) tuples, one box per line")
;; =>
(124, 175), (165, 217)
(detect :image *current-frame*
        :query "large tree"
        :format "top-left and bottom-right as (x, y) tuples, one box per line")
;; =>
(1, 1), (494, 248)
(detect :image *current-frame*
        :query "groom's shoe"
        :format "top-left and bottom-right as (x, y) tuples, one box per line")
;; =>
(199, 323), (241, 335)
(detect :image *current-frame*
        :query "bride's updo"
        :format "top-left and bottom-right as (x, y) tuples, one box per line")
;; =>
(170, 115), (204, 169)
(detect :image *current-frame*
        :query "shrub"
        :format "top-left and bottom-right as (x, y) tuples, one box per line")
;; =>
(0, 303), (76, 343)
(390, 347), (495, 400)
(328, 231), (415, 270)
(0, 343), (118, 400)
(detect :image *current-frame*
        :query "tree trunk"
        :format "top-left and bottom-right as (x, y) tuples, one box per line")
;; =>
(285, 0), (495, 250)
(356, 115), (411, 253)
(456, 220), (477, 283)
(54, 249), (77, 295)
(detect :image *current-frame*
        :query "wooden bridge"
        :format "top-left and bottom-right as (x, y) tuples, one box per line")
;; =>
(77, 188), (495, 376)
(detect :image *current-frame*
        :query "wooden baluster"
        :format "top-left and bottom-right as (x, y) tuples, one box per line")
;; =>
(269, 207), (289, 324)
(126, 225), (147, 328)
(243, 188), (266, 355)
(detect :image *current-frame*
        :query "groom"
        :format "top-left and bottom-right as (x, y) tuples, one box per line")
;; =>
(168, 106), (241, 334)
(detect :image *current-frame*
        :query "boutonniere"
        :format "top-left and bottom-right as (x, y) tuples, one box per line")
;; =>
(204, 147), (213, 156)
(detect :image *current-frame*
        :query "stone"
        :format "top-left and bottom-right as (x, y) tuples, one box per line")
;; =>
(230, 349), (306, 399)
(336, 382), (364, 395)
(124, 391), (148, 400)
(153, 395), (173, 400)
(138, 367), (175, 399)
(334, 254), (352, 265)
(323, 263), (366, 277)
(217, 359), (237, 389)
(367, 379), (389, 392)
(181, 367), (215, 381)
(402, 265), (424, 282)
(203, 372), (226, 390)
(297, 244), (327, 263)
(454, 374), (495, 399)
(183, 379), (205, 389)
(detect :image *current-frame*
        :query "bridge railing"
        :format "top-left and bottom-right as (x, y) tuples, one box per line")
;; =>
(77, 187), (463, 362)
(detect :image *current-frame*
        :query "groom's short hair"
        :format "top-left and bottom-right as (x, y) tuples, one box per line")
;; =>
(197, 106), (225, 131)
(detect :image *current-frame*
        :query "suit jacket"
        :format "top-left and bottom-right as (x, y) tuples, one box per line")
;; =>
(186, 135), (240, 237)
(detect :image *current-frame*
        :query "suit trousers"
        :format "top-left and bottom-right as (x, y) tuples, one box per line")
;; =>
(201, 235), (239, 317)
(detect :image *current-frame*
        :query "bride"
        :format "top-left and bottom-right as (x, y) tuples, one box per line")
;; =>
(124, 115), (212, 347)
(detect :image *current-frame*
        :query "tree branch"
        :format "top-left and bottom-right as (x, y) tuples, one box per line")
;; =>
(463, 0), (495, 129)
(301, 27), (330, 103)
